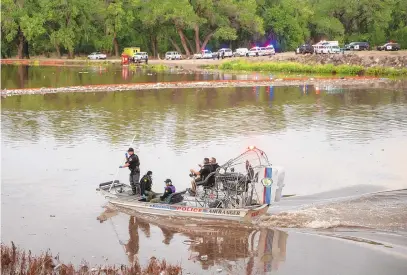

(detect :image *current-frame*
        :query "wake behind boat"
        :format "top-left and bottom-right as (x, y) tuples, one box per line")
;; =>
(96, 146), (286, 223)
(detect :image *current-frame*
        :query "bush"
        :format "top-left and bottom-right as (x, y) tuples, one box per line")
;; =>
(1, 242), (182, 275)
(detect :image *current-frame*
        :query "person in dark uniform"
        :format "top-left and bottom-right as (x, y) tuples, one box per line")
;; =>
(210, 157), (220, 171)
(119, 148), (140, 195)
(139, 171), (153, 201)
(189, 158), (211, 196)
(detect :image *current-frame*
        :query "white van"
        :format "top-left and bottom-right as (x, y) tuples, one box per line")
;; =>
(233, 48), (249, 57)
(217, 48), (233, 58)
(313, 41), (340, 54)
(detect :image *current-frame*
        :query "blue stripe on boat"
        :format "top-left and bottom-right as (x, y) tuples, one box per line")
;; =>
(264, 167), (272, 204)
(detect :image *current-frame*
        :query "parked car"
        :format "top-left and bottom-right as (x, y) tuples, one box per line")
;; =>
(193, 53), (202, 59)
(313, 41), (340, 54)
(344, 42), (370, 51)
(233, 48), (249, 57)
(377, 42), (401, 51)
(87, 52), (107, 60)
(133, 52), (148, 63)
(248, 46), (261, 57)
(201, 49), (213, 59)
(295, 44), (314, 54)
(215, 48), (233, 58)
(262, 45), (276, 55)
(165, 51), (182, 60)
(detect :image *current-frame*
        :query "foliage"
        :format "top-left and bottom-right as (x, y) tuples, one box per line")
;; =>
(214, 60), (407, 76)
(1, 0), (406, 58)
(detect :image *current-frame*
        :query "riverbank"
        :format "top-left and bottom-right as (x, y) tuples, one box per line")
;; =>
(203, 59), (407, 76)
(3, 50), (407, 70)
(1, 76), (397, 97)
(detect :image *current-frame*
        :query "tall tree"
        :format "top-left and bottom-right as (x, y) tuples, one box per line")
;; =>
(1, 0), (45, 58)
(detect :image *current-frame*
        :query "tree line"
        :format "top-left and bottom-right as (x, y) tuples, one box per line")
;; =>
(2, 0), (407, 59)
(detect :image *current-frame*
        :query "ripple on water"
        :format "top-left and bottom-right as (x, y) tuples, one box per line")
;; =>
(258, 189), (407, 232)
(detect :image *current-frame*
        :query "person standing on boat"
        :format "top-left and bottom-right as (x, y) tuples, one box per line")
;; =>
(150, 179), (175, 203)
(119, 148), (140, 195)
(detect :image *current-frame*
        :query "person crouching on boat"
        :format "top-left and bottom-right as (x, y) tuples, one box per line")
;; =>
(119, 148), (141, 195)
(150, 179), (175, 203)
(188, 158), (211, 196)
(139, 171), (152, 198)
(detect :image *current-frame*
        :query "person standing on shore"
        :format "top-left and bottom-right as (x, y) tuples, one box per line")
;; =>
(119, 148), (141, 195)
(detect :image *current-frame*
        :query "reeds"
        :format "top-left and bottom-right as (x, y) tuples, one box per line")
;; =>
(1, 242), (182, 275)
(207, 60), (407, 76)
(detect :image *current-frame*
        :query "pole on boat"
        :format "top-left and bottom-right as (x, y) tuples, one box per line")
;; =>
(108, 133), (138, 192)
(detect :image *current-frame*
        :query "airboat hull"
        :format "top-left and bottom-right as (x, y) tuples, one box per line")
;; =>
(107, 197), (270, 222)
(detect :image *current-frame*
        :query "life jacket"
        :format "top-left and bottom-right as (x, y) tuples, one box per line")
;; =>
(169, 185), (176, 193)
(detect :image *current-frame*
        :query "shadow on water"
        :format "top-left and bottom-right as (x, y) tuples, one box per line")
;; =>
(97, 207), (288, 274)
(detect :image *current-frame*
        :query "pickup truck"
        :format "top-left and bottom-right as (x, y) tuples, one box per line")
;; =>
(133, 52), (148, 63)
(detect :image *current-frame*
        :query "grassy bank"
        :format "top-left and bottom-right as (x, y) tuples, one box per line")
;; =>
(204, 60), (407, 76)
(1, 242), (182, 275)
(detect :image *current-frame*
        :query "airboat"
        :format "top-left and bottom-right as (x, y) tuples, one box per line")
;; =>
(96, 146), (285, 223)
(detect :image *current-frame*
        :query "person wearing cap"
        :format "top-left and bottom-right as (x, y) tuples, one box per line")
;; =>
(119, 148), (141, 195)
(188, 157), (211, 196)
(139, 171), (153, 200)
(150, 179), (176, 203)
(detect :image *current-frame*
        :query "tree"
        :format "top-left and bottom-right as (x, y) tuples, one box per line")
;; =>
(1, 0), (45, 58)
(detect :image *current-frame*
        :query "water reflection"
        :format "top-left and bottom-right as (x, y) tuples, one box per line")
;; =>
(2, 86), (406, 148)
(1, 65), (279, 89)
(97, 207), (288, 274)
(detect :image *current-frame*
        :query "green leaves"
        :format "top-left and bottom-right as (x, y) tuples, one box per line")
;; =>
(1, 0), (407, 57)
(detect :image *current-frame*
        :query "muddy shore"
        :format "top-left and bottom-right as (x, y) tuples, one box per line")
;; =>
(2, 50), (407, 70)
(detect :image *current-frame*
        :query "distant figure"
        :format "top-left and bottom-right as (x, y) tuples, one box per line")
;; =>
(246, 160), (254, 180)
(145, 55), (148, 64)
(119, 148), (140, 195)
(150, 179), (175, 203)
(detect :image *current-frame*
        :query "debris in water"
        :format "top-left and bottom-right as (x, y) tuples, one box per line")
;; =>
(50, 215), (56, 217)
(200, 255), (208, 260)
(217, 268), (223, 272)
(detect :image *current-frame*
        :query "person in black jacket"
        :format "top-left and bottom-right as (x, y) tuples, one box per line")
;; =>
(189, 158), (211, 196)
(210, 157), (220, 171)
(139, 171), (152, 199)
(119, 148), (141, 195)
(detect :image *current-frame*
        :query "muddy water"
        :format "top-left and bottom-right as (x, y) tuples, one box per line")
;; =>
(1, 64), (273, 89)
(2, 84), (407, 274)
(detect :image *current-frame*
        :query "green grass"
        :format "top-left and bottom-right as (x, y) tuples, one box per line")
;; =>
(205, 60), (407, 76)
(128, 63), (169, 72)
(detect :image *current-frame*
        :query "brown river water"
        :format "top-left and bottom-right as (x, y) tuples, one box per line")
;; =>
(1, 65), (407, 274)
